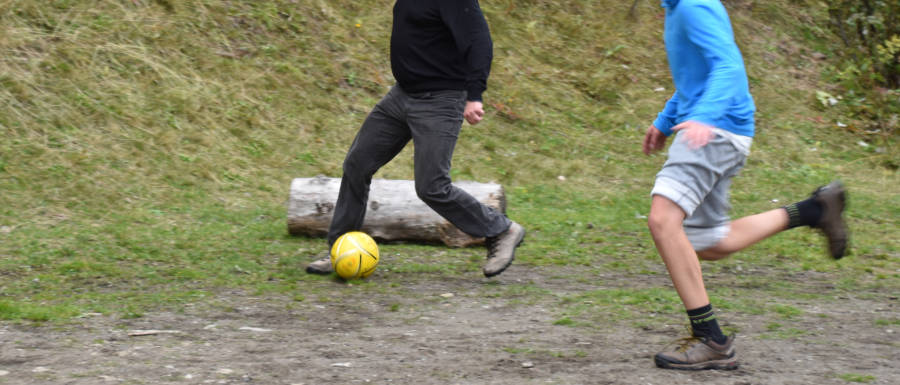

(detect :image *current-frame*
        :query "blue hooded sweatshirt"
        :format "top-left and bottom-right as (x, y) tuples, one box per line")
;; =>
(653, 0), (755, 137)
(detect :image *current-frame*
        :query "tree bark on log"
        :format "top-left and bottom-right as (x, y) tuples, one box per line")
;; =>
(287, 176), (507, 247)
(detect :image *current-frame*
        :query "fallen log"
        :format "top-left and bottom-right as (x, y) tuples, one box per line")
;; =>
(287, 176), (506, 247)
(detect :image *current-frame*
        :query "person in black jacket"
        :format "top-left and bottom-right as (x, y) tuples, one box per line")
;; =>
(306, 0), (525, 277)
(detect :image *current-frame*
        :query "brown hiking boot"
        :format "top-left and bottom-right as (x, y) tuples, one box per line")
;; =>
(483, 221), (525, 277)
(305, 252), (333, 275)
(811, 180), (849, 259)
(654, 335), (738, 371)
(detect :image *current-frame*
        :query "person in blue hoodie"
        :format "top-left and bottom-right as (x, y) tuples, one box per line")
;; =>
(643, 0), (849, 370)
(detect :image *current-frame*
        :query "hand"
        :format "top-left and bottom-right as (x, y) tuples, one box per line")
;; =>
(672, 120), (715, 150)
(642, 125), (668, 155)
(464, 101), (485, 125)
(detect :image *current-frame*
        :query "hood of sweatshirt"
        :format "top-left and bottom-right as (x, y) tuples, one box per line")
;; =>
(662, 0), (679, 8)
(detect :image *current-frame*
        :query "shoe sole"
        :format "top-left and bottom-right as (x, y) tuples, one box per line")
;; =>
(305, 266), (333, 275)
(654, 355), (739, 371)
(815, 181), (849, 259)
(483, 228), (526, 278)
(305, 259), (334, 275)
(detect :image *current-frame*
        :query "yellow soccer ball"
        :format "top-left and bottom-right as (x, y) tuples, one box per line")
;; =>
(330, 231), (379, 279)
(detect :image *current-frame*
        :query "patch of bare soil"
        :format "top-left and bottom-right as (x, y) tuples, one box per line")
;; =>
(1, 265), (897, 385)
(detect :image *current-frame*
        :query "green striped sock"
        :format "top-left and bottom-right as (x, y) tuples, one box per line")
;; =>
(687, 304), (726, 344)
(783, 197), (823, 229)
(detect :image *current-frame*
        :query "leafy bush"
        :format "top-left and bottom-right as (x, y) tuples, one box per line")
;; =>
(826, 0), (899, 137)
(828, 0), (899, 87)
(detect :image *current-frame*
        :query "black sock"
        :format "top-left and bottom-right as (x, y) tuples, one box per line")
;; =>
(687, 304), (727, 344)
(783, 197), (823, 229)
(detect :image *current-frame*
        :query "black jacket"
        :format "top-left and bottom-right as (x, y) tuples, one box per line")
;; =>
(390, 0), (493, 101)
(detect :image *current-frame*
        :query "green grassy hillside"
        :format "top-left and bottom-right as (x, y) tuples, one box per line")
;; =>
(0, 0), (896, 321)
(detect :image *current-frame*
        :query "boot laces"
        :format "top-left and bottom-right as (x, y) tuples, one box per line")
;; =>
(486, 236), (500, 258)
(673, 337), (703, 352)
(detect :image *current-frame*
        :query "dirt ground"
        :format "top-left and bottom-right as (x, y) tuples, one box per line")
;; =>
(1, 264), (897, 385)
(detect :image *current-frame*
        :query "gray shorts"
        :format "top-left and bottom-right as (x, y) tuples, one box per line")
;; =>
(651, 130), (749, 251)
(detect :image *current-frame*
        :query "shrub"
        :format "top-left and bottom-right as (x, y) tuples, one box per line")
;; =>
(826, 0), (899, 138)
(828, 0), (899, 87)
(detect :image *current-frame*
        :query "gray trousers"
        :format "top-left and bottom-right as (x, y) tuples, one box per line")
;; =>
(327, 85), (511, 246)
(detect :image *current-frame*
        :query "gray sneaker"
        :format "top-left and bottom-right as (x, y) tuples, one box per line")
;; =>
(654, 335), (738, 371)
(483, 222), (525, 277)
(811, 180), (849, 259)
(305, 252), (333, 274)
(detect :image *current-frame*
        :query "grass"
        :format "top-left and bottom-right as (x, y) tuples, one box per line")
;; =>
(0, 0), (897, 326)
(838, 373), (877, 383)
(874, 318), (900, 326)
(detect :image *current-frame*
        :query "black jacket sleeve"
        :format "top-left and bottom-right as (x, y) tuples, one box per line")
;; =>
(439, 0), (493, 102)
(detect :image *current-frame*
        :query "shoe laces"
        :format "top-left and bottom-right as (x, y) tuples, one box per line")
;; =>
(486, 236), (500, 258)
(671, 337), (703, 353)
